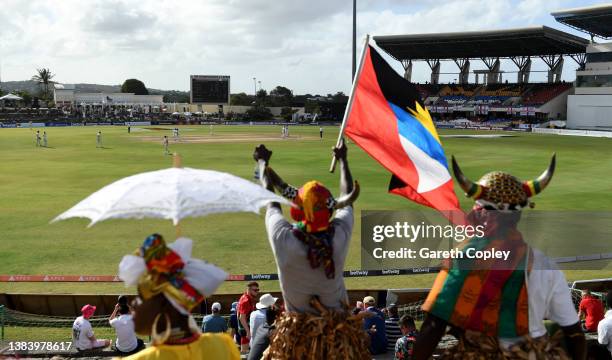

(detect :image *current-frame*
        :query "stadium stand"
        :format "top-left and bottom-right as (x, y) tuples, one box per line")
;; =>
(479, 84), (523, 97)
(438, 84), (479, 97)
(415, 82), (571, 108)
(468, 84), (523, 105)
(522, 82), (573, 105)
(414, 83), (444, 99)
(374, 26), (589, 123)
(435, 84), (479, 105)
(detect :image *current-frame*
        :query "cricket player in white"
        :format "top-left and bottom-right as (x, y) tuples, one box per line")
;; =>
(163, 135), (170, 155)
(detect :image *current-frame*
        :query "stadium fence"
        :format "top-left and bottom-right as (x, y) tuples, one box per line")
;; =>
(1, 288), (604, 342)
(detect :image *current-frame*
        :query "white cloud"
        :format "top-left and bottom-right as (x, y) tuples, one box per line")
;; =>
(83, 0), (158, 35)
(0, 0), (584, 94)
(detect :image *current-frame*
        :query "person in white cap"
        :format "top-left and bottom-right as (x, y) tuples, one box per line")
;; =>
(202, 302), (228, 333)
(249, 293), (277, 348)
(363, 296), (387, 355)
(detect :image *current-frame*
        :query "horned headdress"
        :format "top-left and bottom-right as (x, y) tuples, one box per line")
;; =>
(451, 154), (555, 211)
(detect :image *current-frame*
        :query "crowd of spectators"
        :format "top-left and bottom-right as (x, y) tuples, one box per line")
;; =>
(415, 82), (570, 108)
(0, 106), (180, 124)
(68, 286), (611, 359)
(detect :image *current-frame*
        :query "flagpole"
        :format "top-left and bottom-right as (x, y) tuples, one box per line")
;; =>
(352, 0), (357, 80)
(329, 34), (370, 173)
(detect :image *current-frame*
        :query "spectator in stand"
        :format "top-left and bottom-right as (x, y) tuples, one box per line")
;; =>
(352, 300), (365, 315)
(394, 315), (418, 360)
(579, 289), (605, 332)
(363, 296), (388, 355)
(202, 302), (228, 333)
(598, 291), (612, 357)
(249, 293), (277, 348)
(238, 281), (259, 354)
(229, 302), (241, 345)
(247, 301), (279, 360)
(386, 304), (402, 353)
(72, 304), (111, 351)
(109, 302), (145, 356)
(118, 295), (129, 308)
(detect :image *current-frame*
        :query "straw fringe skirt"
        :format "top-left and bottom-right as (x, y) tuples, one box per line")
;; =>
(262, 299), (371, 360)
(441, 329), (571, 360)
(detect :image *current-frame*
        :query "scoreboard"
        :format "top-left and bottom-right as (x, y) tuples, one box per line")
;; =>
(190, 75), (230, 104)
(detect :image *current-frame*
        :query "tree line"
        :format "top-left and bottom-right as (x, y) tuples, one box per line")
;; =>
(2, 70), (348, 121)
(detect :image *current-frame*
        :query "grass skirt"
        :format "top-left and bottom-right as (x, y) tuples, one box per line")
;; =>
(262, 298), (371, 360)
(441, 329), (571, 360)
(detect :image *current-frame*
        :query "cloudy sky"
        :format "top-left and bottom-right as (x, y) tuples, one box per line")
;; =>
(0, 0), (605, 95)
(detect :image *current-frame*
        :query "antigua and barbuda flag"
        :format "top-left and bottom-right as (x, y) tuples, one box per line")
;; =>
(344, 45), (463, 222)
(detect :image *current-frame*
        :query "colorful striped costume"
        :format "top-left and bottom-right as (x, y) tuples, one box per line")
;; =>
(423, 228), (531, 338)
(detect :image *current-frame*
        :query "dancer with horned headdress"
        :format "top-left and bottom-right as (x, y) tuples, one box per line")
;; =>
(413, 155), (586, 360)
(252, 142), (370, 359)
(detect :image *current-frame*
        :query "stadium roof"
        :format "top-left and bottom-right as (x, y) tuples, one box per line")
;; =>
(374, 26), (589, 61)
(552, 4), (612, 39)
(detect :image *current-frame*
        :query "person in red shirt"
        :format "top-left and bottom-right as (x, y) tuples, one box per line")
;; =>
(579, 289), (605, 332)
(237, 281), (259, 354)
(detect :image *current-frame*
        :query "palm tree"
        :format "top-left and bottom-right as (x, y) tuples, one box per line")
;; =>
(31, 68), (55, 100)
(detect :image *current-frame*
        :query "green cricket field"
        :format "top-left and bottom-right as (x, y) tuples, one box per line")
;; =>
(1, 124), (611, 295)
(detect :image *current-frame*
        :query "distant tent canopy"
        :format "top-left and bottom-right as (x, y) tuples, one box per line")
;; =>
(0, 94), (23, 101)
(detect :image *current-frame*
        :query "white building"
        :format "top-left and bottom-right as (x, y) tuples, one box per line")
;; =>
(566, 42), (612, 129)
(552, 4), (612, 130)
(53, 84), (163, 107)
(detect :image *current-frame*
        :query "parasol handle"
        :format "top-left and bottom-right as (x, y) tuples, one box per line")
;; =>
(175, 222), (182, 238)
(173, 153), (182, 168)
(173, 154), (182, 239)
(257, 159), (267, 182)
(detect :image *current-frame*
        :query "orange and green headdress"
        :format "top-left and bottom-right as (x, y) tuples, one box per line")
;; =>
(282, 180), (360, 232)
(118, 234), (227, 315)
